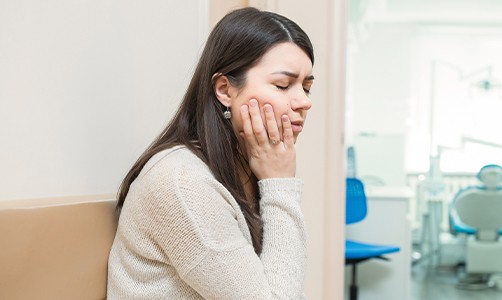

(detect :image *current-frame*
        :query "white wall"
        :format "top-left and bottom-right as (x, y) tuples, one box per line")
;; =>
(347, 23), (414, 137)
(345, 23), (414, 185)
(0, 1), (207, 200)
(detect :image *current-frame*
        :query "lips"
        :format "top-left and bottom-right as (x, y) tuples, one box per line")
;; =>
(290, 120), (304, 133)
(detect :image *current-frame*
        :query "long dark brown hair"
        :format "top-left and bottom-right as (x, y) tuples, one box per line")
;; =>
(117, 7), (314, 254)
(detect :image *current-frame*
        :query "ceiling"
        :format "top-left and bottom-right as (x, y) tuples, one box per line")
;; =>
(351, 0), (502, 26)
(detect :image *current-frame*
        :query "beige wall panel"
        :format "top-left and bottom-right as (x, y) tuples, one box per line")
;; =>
(273, 1), (347, 299)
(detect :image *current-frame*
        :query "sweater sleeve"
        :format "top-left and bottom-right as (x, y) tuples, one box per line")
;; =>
(141, 163), (306, 300)
(258, 178), (307, 298)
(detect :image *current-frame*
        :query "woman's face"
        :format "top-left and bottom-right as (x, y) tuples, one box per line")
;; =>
(226, 42), (314, 143)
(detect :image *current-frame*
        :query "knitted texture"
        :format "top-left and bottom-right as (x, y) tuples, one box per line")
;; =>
(107, 146), (307, 299)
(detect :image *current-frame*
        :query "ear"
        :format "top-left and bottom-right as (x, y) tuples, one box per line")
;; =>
(213, 74), (233, 107)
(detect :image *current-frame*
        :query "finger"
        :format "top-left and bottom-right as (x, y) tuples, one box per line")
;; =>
(281, 115), (294, 148)
(264, 104), (280, 145)
(248, 99), (268, 145)
(240, 104), (258, 148)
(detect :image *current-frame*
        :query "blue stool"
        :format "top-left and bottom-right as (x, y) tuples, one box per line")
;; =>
(345, 178), (400, 300)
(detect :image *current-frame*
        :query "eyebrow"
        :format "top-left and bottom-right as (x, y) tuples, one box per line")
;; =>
(271, 71), (315, 81)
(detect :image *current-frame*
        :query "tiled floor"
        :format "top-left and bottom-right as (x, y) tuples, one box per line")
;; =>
(411, 264), (502, 300)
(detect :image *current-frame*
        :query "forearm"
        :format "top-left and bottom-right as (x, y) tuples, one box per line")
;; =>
(258, 178), (307, 298)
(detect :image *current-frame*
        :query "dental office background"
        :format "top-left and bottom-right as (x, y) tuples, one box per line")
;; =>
(347, 0), (502, 235)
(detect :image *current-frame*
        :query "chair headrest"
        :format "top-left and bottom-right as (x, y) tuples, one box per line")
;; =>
(454, 188), (502, 239)
(477, 164), (502, 189)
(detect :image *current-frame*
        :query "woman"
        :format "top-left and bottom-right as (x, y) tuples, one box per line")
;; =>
(107, 7), (314, 299)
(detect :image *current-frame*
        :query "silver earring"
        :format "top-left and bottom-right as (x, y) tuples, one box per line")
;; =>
(223, 106), (231, 119)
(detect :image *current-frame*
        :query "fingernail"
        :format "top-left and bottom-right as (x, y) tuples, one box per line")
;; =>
(282, 115), (288, 122)
(241, 105), (248, 112)
(250, 99), (257, 107)
(264, 105), (271, 113)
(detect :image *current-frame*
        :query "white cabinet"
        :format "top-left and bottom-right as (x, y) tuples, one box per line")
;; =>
(344, 186), (413, 300)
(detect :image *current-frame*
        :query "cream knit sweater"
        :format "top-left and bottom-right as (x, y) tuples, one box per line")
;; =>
(107, 146), (307, 299)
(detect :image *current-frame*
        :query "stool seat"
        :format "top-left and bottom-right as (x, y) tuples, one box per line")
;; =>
(345, 240), (400, 260)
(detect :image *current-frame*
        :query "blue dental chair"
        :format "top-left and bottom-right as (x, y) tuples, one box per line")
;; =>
(449, 164), (502, 289)
(345, 178), (400, 300)
(450, 164), (502, 237)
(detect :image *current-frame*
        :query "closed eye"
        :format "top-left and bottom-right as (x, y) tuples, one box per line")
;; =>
(303, 88), (311, 95)
(276, 85), (289, 91)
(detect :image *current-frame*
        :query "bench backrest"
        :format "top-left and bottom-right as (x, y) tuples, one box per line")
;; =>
(0, 194), (118, 300)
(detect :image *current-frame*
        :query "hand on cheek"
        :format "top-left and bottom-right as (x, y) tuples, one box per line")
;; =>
(239, 99), (296, 180)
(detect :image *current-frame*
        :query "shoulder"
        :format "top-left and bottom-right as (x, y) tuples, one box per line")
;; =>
(127, 146), (247, 246)
(125, 145), (235, 221)
(132, 146), (231, 205)
(144, 145), (206, 170)
(138, 146), (210, 184)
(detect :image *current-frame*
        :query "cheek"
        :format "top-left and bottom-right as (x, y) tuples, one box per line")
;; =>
(256, 96), (289, 118)
(272, 102), (289, 124)
(229, 105), (244, 133)
(233, 89), (290, 132)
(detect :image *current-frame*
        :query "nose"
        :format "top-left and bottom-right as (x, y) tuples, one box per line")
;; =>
(290, 88), (312, 111)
